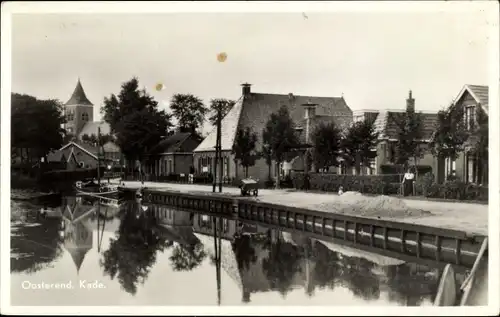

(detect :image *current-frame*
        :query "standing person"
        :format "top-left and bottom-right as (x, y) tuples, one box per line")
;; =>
(402, 167), (415, 196)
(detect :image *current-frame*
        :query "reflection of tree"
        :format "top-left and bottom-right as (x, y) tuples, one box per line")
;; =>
(99, 201), (171, 295)
(232, 234), (259, 303)
(385, 264), (439, 306)
(11, 218), (64, 273)
(232, 234), (258, 271)
(340, 256), (381, 301)
(262, 239), (303, 297)
(169, 242), (206, 271)
(310, 241), (340, 290)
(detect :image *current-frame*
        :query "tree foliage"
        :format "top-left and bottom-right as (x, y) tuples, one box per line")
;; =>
(100, 200), (172, 295)
(340, 120), (379, 174)
(232, 127), (258, 178)
(208, 98), (235, 126)
(468, 106), (489, 183)
(11, 93), (67, 163)
(262, 106), (299, 188)
(101, 77), (172, 162)
(311, 122), (343, 172)
(429, 103), (468, 161)
(81, 133), (114, 146)
(169, 242), (206, 271)
(388, 109), (425, 172)
(169, 94), (208, 137)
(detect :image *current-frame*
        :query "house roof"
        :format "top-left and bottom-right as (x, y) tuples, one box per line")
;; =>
(454, 84), (489, 114)
(60, 141), (98, 159)
(65, 79), (93, 106)
(47, 151), (66, 162)
(194, 91), (352, 152)
(371, 110), (438, 141)
(78, 121), (111, 138)
(149, 132), (200, 154)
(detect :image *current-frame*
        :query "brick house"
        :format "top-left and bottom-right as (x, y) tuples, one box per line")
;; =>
(193, 83), (353, 183)
(351, 91), (439, 176)
(434, 84), (489, 184)
(143, 132), (202, 177)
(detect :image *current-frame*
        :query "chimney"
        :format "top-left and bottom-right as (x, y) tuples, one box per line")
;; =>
(406, 90), (415, 112)
(288, 93), (294, 101)
(241, 83), (252, 96)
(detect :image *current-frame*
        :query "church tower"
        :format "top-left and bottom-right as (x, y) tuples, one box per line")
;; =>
(65, 79), (94, 138)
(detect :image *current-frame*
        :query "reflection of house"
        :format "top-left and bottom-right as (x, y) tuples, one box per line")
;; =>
(193, 83), (353, 183)
(148, 204), (193, 226)
(194, 222), (311, 303)
(349, 91), (438, 176)
(144, 132), (203, 177)
(60, 196), (95, 273)
(192, 214), (236, 240)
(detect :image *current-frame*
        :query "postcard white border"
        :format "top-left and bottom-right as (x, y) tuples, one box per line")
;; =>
(1, 1), (499, 315)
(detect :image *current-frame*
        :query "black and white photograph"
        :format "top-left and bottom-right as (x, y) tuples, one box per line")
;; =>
(1, 1), (498, 315)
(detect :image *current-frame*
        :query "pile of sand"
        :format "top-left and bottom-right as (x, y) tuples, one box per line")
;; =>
(315, 192), (432, 219)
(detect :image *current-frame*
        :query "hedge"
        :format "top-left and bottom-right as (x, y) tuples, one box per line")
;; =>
(290, 172), (488, 202)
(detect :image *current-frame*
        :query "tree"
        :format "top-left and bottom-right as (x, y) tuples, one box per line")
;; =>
(11, 93), (67, 163)
(232, 127), (258, 178)
(388, 109), (425, 177)
(261, 144), (273, 181)
(101, 77), (172, 169)
(262, 105), (299, 189)
(311, 122), (342, 172)
(469, 106), (488, 184)
(208, 98), (235, 126)
(81, 133), (114, 146)
(169, 94), (208, 137)
(340, 120), (379, 175)
(429, 104), (468, 175)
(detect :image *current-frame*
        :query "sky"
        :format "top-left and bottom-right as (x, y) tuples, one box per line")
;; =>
(11, 9), (492, 134)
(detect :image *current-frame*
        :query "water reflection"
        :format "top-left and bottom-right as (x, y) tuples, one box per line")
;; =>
(10, 197), (443, 306)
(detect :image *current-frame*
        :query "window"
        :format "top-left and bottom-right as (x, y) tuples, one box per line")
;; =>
(464, 106), (475, 130)
(467, 153), (475, 183)
(82, 112), (89, 121)
(168, 160), (173, 174)
(67, 111), (74, 121)
(223, 157), (229, 177)
(445, 157), (456, 179)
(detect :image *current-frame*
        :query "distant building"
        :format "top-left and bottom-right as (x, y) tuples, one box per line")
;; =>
(143, 132), (202, 177)
(47, 140), (120, 169)
(351, 91), (439, 176)
(193, 83), (353, 183)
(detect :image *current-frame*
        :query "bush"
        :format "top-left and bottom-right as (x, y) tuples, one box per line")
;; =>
(290, 172), (488, 201)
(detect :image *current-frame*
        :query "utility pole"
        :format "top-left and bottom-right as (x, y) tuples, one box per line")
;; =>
(97, 126), (101, 189)
(213, 105), (223, 193)
(217, 108), (223, 193)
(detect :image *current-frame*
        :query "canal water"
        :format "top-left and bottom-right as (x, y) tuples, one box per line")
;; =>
(10, 195), (442, 306)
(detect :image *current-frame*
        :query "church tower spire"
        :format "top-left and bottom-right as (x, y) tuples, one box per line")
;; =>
(64, 78), (94, 138)
(66, 78), (93, 106)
